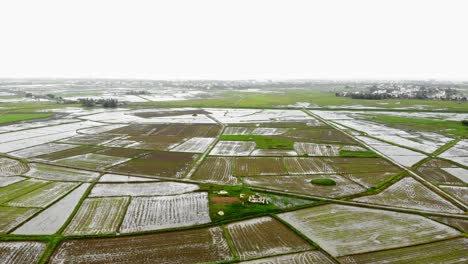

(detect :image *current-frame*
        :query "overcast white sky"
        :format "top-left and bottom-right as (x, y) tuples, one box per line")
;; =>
(0, 0), (467, 80)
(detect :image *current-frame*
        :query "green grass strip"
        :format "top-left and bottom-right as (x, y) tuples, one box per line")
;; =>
(0, 113), (53, 124)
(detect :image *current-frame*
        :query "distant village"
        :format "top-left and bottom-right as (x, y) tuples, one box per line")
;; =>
(336, 84), (467, 101)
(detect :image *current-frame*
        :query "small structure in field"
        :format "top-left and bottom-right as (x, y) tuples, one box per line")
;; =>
(248, 194), (269, 204)
(216, 190), (229, 195)
(217, 210), (225, 216)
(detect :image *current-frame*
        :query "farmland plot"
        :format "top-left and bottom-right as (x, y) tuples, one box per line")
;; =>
(13, 183), (90, 235)
(98, 173), (155, 182)
(440, 185), (468, 204)
(354, 177), (463, 214)
(329, 157), (400, 174)
(89, 182), (199, 197)
(0, 176), (25, 187)
(283, 157), (335, 174)
(234, 157), (286, 176)
(340, 145), (366, 151)
(442, 167), (468, 183)
(120, 192), (210, 233)
(250, 149), (298, 156)
(58, 134), (121, 145)
(83, 110), (215, 124)
(0, 118), (78, 133)
(293, 142), (341, 156)
(77, 124), (127, 134)
(416, 160), (466, 185)
(150, 123), (221, 138)
(191, 157), (239, 185)
(206, 108), (319, 124)
(0, 121), (102, 153)
(239, 251), (335, 264)
(0, 131), (77, 153)
(339, 237), (468, 264)
(0, 207), (40, 233)
(0, 241), (46, 264)
(51, 226), (232, 264)
(54, 153), (130, 170)
(429, 216), (468, 232)
(226, 216), (311, 260)
(252, 127), (288, 135)
(125, 135), (184, 151)
(6, 181), (79, 208)
(101, 138), (140, 148)
(0, 179), (50, 204)
(170, 137), (216, 153)
(95, 147), (149, 158)
(210, 141), (256, 156)
(342, 171), (398, 188)
(244, 174), (365, 198)
(259, 193), (315, 209)
(8, 143), (76, 158)
(34, 145), (101, 161)
(439, 139), (468, 160)
(278, 204), (461, 256)
(0, 158), (28, 177)
(110, 151), (197, 178)
(333, 118), (451, 154)
(63, 197), (129, 236)
(223, 127), (253, 135)
(284, 127), (356, 144)
(25, 163), (100, 182)
(356, 136), (427, 167)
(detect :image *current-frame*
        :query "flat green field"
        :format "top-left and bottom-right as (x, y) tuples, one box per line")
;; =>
(0, 113), (53, 124)
(129, 89), (468, 111)
(368, 115), (468, 137)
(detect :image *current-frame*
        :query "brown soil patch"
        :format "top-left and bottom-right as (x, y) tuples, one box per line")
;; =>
(37, 146), (101, 160)
(110, 151), (198, 178)
(211, 196), (240, 204)
(96, 148), (149, 158)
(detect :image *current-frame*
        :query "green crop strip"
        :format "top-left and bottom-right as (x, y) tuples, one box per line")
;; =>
(367, 115), (468, 137)
(0, 113), (53, 124)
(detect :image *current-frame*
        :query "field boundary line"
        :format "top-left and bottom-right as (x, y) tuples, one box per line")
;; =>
(221, 224), (239, 261)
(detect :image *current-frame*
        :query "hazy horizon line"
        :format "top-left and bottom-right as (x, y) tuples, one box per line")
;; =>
(1, 76), (467, 82)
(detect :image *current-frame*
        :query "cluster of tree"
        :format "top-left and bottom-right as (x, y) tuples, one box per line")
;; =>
(335, 92), (392, 100)
(350, 93), (392, 100)
(126, 90), (150, 95)
(462, 120), (468, 126)
(79, 98), (119, 108)
(336, 89), (467, 101)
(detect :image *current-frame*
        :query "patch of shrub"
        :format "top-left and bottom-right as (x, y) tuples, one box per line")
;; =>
(310, 178), (336, 186)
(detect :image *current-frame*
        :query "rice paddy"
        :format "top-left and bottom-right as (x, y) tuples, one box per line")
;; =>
(63, 197), (130, 236)
(226, 216), (311, 260)
(120, 192), (211, 233)
(278, 204), (461, 256)
(0, 102), (467, 263)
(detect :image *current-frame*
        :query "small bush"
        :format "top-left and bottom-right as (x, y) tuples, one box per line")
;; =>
(310, 178), (336, 186)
